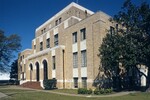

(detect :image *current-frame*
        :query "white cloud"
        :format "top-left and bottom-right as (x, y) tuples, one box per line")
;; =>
(0, 73), (10, 80)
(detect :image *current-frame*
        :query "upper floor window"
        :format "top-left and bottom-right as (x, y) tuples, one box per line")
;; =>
(54, 34), (58, 46)
(41, 28), (46, 34)
(20, 66), (22, 72)
(110, 26), (115, 35)
(59, 18), (62, 24)
(55, 20), (58, 26)
(20, 56), (22, 61)
(73, 52), (78, 68)
(40, 42), (43, 51)
(80, 28), (86, 41)
(52, 56), (56, 70)
(81, 50), (87, 67)
(72, 32), (77, 43)
(34, 45), (36, 49)
(46, 38), (50, 48)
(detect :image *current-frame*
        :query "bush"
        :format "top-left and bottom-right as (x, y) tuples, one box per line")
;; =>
(78, 88), (93, 94)
(94, 89), (100, 95)
(99, 88), (105, 94)
(94, 88), (112, 95)
(43, 79), (57, 90)
(87, 89), (93, 94)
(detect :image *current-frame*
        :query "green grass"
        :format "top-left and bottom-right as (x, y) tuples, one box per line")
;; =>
(0, 86), (150, 100)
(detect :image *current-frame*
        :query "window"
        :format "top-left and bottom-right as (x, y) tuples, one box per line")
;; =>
(20, 66), (22, 72)
(82, 77), (87, 88)
(46, 38), (50, 48)
(40, 42), (43, 51)
(59, 18), (62, 24)
(110, 26), (115, 34)
(80, 28), (86, 41)
(55, 20), (58, 26)
(73, 52), (78, 68)
(34, 45), (36, 49)
(54, 34), (58, 46)
(41, 28), (46, 34)
(72, 32), (77, 43)
(24, 64), (26, 73)
(74, 78), (78, 88)
(81, 50), (87, 67)
(20, 56), (22, 61)
(52, 56), (56, 70)
(43, 28), (46, 33)
(41, 30), (43, 34)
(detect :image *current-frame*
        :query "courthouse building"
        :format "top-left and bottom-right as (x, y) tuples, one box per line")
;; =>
(18, 2), (114, 89)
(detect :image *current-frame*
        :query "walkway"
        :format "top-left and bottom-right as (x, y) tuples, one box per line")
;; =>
(0, 92), (7, 98)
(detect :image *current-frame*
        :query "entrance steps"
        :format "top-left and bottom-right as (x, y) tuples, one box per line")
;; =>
(20, 81), (43, 89)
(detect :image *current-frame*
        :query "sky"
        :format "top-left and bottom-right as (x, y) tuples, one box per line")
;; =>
(0, 0), (150, 78)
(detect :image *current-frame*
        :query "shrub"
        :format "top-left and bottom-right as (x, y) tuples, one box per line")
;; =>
(94, 88), (112, 95)
(43, 79), (57, 90)
(99, 88), (105, 94)
(94, 89), (100, 95)
(78, 88), (93, 94)
(87, 89), (93, 94)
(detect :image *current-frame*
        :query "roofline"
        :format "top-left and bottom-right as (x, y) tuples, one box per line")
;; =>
(21, 49), (32, 53)
(35, 2), (94, 32)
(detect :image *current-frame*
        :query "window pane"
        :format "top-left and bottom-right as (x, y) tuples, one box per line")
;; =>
(73, 52), (78, 68)
(46, 38), (50, 48)
(53, 56), (56, 70)
(74, 78), (78, 88)
(34, 45), (36, 49)
(54, 34), (58, 46)
(81, 50), (87, 67)
(82, 77), (87, 88)
(72, 32), (77, 43)
(80, 28), (86, 41)
(40, 42), (43, 51)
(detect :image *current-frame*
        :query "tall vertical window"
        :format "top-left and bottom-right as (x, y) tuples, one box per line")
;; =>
(110, 26), (115, 35)
(41, 30), (43, 34)
(43, 28), (46, 33)
(74, 78), (78, 88)
(73, 52), (78, 68)
(55, 20), (58, 26)
(20, 66), (22, 72)
(59, 18), (62, 24)
(24, 64), (26, 73)
(72, 32), (77, 43)
(52, 56), (56, 70)
(54, 34), (58, 46)
(40, 42), (43, 51)
(46, 38), (50, 48)
(82, 77), (87, 88)
(81, 50), (87, 67)
(80, 28), (86, 41)
(34, 45), (36, 49)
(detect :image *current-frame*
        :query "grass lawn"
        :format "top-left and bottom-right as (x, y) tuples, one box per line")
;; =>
(0, 86), (150, 100)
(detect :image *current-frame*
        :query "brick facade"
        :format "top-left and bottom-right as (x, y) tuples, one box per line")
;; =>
(18, 2), (114, 89)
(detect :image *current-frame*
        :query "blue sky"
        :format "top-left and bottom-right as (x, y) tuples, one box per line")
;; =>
(0, 0), (150, 59)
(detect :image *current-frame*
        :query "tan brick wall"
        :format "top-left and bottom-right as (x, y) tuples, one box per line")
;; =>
(18, 3), (114, 89)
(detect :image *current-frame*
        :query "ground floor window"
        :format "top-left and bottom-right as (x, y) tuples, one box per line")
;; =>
(74, 78), (78, 88)
(82, 77), (87, 88)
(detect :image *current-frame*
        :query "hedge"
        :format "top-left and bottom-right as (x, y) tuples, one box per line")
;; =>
(78, 88), (92, 94)
(43, 79), (57, 90)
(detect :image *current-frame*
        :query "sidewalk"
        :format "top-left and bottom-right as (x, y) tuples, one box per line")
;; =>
(0, 92), (7, 98)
